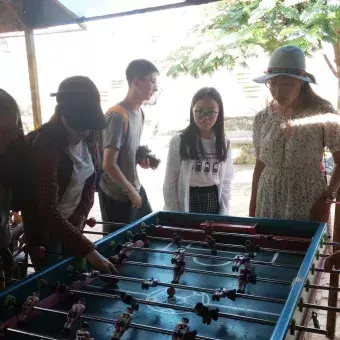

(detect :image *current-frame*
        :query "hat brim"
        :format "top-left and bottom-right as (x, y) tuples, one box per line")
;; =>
(63, 104), (106, 132)
(253, 73), (312, 84)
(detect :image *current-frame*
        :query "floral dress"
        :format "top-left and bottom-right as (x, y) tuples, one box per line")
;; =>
(253, 103), (340, 221)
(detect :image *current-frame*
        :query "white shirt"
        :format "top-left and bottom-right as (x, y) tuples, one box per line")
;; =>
(59, 141), (94, 219)
(190, 138), (224, 187)
(163, 134), (234, 215)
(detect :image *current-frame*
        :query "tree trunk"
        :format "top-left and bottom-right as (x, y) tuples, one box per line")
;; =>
(332, 42), (340, 111)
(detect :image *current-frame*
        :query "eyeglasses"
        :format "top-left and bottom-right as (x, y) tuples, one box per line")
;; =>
(265, 80), (297, 90)
(194, 110), (218, 119)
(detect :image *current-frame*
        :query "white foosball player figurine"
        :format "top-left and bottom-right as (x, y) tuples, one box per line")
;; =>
(76, 321), (94, 340)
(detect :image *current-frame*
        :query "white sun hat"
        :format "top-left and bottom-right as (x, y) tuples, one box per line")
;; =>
(253, 45), (316, 84)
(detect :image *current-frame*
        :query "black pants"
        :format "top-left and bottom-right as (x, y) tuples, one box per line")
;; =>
(189, 185), (219, 214)
(98, 186), (152, 233)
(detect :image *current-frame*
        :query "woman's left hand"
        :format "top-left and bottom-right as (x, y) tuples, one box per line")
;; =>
(309, 196), (331, 222)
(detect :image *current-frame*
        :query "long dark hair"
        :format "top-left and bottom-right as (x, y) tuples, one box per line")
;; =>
(0, 89), (24, 141)
(179, 87), (227, 162)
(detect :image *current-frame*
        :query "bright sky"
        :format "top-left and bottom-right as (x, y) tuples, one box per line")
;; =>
(59, 0), (184, 17)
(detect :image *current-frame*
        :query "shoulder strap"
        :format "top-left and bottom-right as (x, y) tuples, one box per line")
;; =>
(106, 105), (129, 133)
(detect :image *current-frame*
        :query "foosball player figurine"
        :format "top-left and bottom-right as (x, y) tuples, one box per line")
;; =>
(244, 240), (260, 258)
(134, 230), (149, 247)
(172, 252), (185, 284)
(212, 288), (236, 302)
(194, 303), (219, 325)
(206, 235), (217, 256)
(203, 224), (214, 240)
(18, 290), (40, 324)
(62, 298), (86, 336)
(0, 323), (8, 337)
(171, 248), (186, 264)
(109, 243), (132, 265)
(172, 232), (182, 247)
(232, 255), (250, 272)
(120, 293), (140, 311)
(76, 321), (94, 340)
(167, 287), (176, 302)
(141, 277), (159, 290)
(172, 317), (197, 340)
(111, 306), (133, 339)
(237, 261), (256, 294)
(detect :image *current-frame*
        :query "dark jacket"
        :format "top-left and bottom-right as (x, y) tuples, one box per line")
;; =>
(23, 121), (96, 258)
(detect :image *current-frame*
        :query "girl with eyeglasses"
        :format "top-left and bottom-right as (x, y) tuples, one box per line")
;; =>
(163, 87), (234, 215)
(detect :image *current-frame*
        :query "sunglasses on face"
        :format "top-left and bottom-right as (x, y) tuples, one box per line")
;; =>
(194, 110), (218, 119)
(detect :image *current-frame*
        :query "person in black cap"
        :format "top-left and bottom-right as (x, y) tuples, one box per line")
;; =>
(23, 76), (117, 274)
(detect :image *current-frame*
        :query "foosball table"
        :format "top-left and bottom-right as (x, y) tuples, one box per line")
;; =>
(0, 212), (339, 340)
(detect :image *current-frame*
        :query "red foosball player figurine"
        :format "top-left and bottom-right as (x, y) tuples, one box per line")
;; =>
(171, 248), (186, 264)
(0, 323), (8, 336)
(203, 224), (214, 240)
(76, 321), (94, 340)
(212, 288), (236, 302)
(194, 303), (219, 325)
(232, 255), (250, 272)
(172, 233), (182, 247)
(237, 260), (257, 294)
(172, 317), (197, 340)
(141, 277), (159, 290)
(62, 298), (86, 336)
(109, 242), (133, 265)
(172, 252), (185, 284)
(126, 230), (149, 247)
(111, 306), (133, 339)
(18, 291), (40, 324)
(206, 235), (217, 256)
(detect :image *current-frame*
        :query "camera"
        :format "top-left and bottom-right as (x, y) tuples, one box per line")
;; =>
(136, 145), (160, 169)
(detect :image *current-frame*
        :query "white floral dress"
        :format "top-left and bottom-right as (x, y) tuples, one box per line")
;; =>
(253, 103), (340, 221)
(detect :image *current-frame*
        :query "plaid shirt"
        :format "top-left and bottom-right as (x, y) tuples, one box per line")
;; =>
(23, 122), (97, 258)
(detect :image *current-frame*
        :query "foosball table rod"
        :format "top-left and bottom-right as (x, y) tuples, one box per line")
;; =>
(96, 273), (286, 304)
(82, 230), (109, 236)
(156, 225), (310, 243)
(5, 328), (58, 340)
(124, 245), (300, 269)
(307, 283), (340, 292)
(124, 260), (292, 285)
(69, 289), (277, 327)
(299, 301), (340, 313)
(291, 325), (328, 336)
(147, 236), (306, 256)
(32, 306), (219, 340)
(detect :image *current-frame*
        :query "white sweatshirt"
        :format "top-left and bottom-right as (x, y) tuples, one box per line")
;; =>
(163, 134), (234, 215)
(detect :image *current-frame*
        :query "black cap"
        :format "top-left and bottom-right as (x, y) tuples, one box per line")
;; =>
(51, 76), (106, 132)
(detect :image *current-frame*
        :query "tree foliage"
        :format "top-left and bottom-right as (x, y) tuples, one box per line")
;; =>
(165, 0), (340, 78)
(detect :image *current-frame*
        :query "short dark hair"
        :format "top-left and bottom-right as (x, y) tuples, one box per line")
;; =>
(126, 59), (159, 85)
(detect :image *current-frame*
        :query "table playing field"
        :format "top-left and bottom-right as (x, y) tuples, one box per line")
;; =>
(0, 212), (327, 340)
